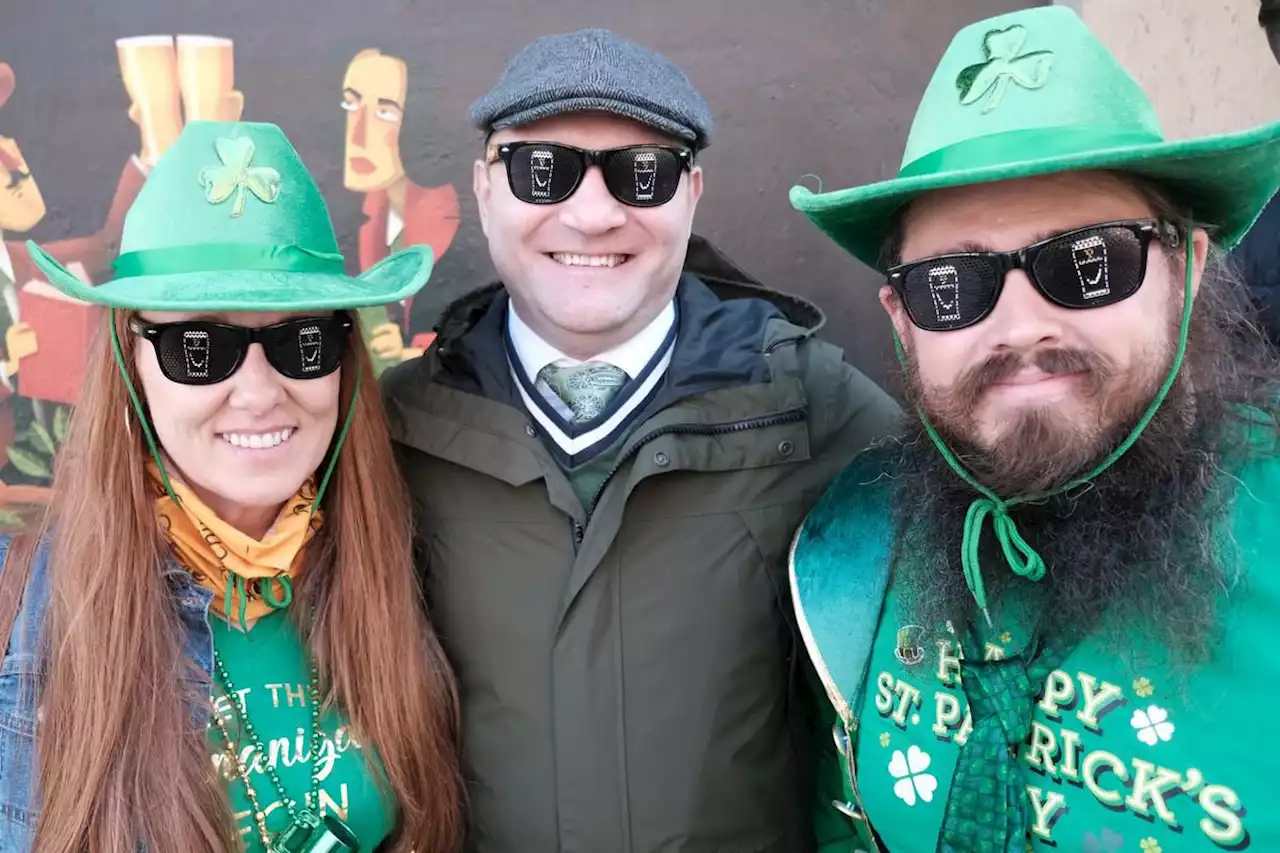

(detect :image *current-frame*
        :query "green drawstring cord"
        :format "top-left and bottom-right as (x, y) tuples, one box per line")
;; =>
(110, 309), (362, 514)
(111, 316), (178, 503)
(896, 230), (1196, 624)
(109, 309), (362, 617)
(312, 367), (360, 516)
(224, 572), (295, 630)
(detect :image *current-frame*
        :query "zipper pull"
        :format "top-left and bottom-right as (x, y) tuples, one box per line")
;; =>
(572, 522), (584, 547)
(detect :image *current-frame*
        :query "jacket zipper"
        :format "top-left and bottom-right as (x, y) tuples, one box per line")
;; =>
(585, 407), (807, 516)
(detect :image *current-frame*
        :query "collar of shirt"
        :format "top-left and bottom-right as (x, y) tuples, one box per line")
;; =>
(386, 206), (405, 247)
(0, 238), (13, 286)
(507, 298), (676, 382)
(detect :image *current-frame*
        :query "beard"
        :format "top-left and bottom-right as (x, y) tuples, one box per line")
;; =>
(890, 324), (1237, 665)
(910, 344), (1167, 496)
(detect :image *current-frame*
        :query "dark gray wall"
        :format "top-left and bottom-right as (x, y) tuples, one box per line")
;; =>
(0, 0), (1041, 386)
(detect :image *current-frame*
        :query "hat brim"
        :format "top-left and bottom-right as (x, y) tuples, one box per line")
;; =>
(490, 97), (705, 149)
(24, 241), (433, 312)
(791, 121), (1280, 271)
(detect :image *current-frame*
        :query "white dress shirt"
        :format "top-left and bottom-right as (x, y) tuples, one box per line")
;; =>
(507, 300), (677, 457)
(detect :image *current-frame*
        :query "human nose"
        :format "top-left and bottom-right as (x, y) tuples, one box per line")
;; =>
(558, 167), (627, 235)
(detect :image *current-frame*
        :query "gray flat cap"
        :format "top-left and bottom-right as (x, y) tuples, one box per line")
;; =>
(469, 28), (714, 149)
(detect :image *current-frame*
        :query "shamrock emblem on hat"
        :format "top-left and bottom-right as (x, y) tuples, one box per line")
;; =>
(198, 136), (281, 217)
(956, 25), (1054, 114)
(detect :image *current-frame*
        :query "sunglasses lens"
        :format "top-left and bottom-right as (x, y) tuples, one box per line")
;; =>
(506, 143), (584, 204)
(260, 317), (349, 379)
(602, 146), (684, 206)
(1031, 225), (1146, 308)
(898, 256), (1002, 332)
(152, 324), (244, 385)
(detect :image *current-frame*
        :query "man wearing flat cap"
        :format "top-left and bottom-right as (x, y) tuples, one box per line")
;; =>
(383, 27), (900, 853)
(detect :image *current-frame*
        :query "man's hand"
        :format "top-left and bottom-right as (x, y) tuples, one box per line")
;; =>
(3, 322), (38, 375)
(369, 322), (406, 360)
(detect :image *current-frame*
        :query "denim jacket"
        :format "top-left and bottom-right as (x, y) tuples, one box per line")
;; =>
(0, 535), (216, 851)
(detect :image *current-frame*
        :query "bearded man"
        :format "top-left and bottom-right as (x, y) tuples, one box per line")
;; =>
(787, 7), (1280, 852)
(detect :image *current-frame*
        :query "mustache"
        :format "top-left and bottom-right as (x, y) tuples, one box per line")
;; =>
(948, 347), (1115, 411)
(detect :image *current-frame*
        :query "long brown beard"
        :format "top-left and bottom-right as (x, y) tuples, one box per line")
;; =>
(889, 369), (1230, 667)
(887, 263), (1278, 665)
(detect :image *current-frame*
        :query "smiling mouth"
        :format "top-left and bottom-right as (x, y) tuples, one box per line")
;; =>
(993, 370), (1084, 386)
(548, 253), (631, 268)
(5, 170), (30, 191)
(220, 428), (294, 449)
(348, 157), (376, 175)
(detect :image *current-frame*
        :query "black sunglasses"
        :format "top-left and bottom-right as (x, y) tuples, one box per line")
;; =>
(131, 314), (354, 385)
(487, 141), (694, 207)
(888, 219), (1182, 333)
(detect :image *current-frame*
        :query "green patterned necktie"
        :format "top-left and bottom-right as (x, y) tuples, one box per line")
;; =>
(537, 361), (629, 423)
(938, 630), (1073, 853)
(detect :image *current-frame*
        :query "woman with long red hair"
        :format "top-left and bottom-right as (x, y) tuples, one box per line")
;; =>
(0, 120), (462, 852)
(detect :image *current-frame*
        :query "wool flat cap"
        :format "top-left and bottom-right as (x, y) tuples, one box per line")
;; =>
(469, 28), (714, 149)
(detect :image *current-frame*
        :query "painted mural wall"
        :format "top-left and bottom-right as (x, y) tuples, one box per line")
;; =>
(0, 0), (1042, 520)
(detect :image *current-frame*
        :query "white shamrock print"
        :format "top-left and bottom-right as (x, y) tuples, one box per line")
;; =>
(1131, 705), (1175, 746)
(888, 745), (938, 806)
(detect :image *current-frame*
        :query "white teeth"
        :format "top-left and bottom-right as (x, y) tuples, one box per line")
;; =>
(551, 253), (628, 268)
(223, 428), (293, 449)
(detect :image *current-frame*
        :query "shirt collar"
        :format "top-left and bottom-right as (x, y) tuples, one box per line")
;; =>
(386, 206), (405, 247)
(507, 299), (677, 383)
(0, 239), (13, 285)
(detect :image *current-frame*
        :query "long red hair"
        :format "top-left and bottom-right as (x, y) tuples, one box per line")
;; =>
(27, 310), (463, 852)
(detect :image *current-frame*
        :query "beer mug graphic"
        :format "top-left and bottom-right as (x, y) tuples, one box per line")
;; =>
(530, 149), (555, 200)
(1072, 234), (1110, 300)
(633, 151), (657, 202)
(182, 329), (210, 379)
(928, 265), (962, 324)
(299, 324), (323, 373)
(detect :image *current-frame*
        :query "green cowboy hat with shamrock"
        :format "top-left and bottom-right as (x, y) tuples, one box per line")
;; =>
(25, 120), (434, 510)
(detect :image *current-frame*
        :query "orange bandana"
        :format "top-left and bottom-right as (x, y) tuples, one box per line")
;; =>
(150, 463), (321, 629)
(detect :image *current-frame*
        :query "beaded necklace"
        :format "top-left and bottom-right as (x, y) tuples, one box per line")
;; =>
(209, 646), (360, 852)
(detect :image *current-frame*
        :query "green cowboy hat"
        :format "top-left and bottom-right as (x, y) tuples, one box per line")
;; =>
(790, 6), (1280, 271)
(25, 120), (433, 311)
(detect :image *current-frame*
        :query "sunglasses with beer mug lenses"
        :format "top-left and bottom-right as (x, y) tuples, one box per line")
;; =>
(887, 219), (1180, 333)
(130, 314), (354, 385)
(488, 141), (694, 207)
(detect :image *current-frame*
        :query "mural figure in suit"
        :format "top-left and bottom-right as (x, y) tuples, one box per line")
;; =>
(342, 48), (461, 373)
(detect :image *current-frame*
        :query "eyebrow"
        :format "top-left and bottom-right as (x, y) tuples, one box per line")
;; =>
(376, 97), (403, 110)
(343, 87), (362, 100)
(929, 228), (1065, 257)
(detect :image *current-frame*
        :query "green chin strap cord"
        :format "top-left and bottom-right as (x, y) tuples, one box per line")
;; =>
(894, 229), (1196, 626)
(109, 309), (361, 520)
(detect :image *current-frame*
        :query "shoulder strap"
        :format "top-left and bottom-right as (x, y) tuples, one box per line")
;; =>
(0, 534), (38, 654)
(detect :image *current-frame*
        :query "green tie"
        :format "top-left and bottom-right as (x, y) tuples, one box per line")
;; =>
(537, 361), (629, 423)
(938, 631), (1073, 853)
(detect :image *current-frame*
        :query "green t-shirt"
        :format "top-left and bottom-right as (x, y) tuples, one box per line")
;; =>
(854, 554), (1275, 852)
(208, 611), (396, 851)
